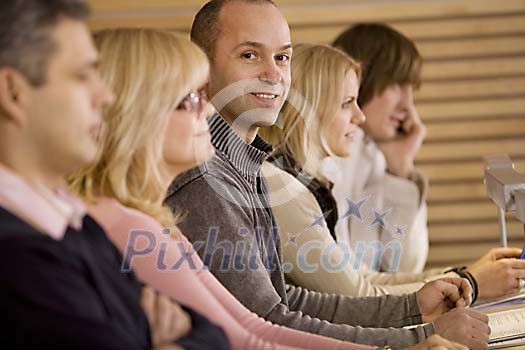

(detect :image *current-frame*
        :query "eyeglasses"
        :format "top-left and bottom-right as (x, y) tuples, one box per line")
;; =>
(176, 90), (208, 112)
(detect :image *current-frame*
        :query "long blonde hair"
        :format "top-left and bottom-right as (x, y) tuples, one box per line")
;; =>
(70, 28), (209, 230)
(260, 43), (360, 178)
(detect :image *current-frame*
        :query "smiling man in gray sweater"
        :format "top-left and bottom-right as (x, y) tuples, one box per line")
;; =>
(165, 1), (490, 349)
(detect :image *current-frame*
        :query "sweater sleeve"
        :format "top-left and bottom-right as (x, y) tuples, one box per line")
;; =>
(270, 290), (434, 350)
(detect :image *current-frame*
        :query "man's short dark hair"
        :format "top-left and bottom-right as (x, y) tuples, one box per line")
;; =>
(332, 23), (422, 107)
(190, 0), (276, 61)
(0, 0), (90, 87)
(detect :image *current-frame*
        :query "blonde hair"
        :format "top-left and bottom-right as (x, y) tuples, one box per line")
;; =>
(260, 43), (360, 178)
(70, 28), (209, 231)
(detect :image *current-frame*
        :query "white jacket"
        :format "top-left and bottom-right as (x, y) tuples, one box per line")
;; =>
(327, 127), (429, 273)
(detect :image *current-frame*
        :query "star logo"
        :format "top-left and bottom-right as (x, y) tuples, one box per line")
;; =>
(340, 197), (368, 222)
(368, 208), (391, 229)
(308, 209), (332, 229)
(394, 225), (407, 236)
(285, 232), (299, 246)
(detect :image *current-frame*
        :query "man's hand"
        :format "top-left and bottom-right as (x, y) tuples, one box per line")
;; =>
(141, 286), (192, 346)
(467, 247), (525, 300)
(377, 104), (426, 179)
(432, 308), (490, 350)
(417, 278), (472, 323)
(404, 335), (468, 350)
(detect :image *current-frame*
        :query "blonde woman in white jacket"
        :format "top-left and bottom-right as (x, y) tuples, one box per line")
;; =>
(260, 43), (525, 301)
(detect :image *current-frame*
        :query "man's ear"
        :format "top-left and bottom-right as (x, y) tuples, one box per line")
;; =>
(0, 67), (31, 126)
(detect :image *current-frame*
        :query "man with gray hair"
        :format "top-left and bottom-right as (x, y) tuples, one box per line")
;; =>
(0, 2), (229, 349)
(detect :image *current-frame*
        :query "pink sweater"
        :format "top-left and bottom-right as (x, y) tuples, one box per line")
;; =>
(88, 197), (375, 350)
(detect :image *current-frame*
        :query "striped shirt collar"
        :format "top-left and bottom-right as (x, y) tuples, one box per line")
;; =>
(209, 113), (273, 178)
(0, 164), (85, 240)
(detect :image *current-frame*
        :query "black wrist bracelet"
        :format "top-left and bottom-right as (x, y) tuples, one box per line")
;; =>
(462, 269), (479, 304)
(444, 266), (479, 304)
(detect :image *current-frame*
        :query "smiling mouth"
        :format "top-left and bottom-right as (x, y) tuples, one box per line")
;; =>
(251, 92), (279, 99)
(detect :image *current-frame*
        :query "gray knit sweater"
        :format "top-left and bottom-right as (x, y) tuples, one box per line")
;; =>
(165, 113), (434, 349)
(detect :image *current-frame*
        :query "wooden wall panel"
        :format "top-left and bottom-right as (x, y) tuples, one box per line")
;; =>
(416, 139), (525, 162)
(419, 159), (525, 182)
(292, 15), (525, 44)
(427, 182), (487, 203)
(428, 238), (524, 267)
(430, 221), (523, 242)
(87, 0), (525, 269)
(425, 118), (525, 142)
(416, 36), (525, 59)
(417, 78), (525, 101)
(417, 98), (525, 122)
(422, 57), (525, 81)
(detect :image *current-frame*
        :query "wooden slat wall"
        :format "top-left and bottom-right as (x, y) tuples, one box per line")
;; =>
(88, 0), (525, 269)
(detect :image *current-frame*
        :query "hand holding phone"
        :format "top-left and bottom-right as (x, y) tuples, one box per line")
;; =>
(378, 103), (426, 178)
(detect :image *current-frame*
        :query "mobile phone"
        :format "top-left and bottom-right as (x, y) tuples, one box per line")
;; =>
(520, 243), (525, 259)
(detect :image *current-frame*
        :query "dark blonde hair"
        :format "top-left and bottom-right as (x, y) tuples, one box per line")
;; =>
(70, 28), (209, 230)
(260, 43), (360, 178)
(333, 23), (421, 107)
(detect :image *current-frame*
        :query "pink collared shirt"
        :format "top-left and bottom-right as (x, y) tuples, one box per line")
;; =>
(0, 164), (85, 240)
